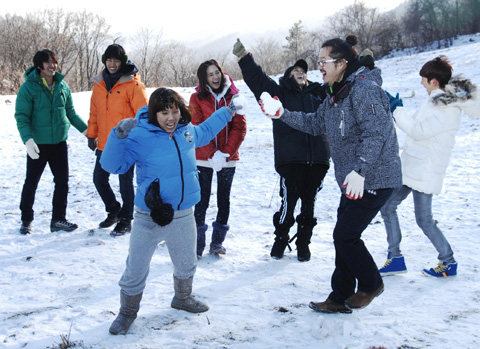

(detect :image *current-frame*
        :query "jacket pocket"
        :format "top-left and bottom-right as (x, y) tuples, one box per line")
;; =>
(402, 146), (430, 181)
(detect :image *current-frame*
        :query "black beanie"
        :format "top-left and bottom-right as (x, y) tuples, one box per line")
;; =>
(102, 44), (128, 65)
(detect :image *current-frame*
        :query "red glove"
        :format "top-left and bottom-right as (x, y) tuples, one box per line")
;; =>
(259, 96), (283, 118)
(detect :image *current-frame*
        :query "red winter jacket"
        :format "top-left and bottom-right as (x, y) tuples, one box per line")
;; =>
(189, 76), (247, 164)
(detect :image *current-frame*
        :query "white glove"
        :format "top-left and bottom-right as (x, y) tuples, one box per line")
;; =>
(209, 151), (229, 172)
(25, 138), (40, 159)
(259, 92), (284, 119)
(342, 170), (365, 200)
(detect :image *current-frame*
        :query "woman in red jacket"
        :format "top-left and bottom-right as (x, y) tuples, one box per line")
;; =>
(189, 60), (247, 257)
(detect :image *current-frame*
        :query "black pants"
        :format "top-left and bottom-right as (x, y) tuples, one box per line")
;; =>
(93, 150), (135, 220)
(194, 166), (235, 226)
(329, 188), (393, 304)
(275, 164), (329, 229)
(20, 141), (69, 222)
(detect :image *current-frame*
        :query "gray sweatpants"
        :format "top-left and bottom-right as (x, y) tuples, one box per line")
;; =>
(119, 206), (197, 296)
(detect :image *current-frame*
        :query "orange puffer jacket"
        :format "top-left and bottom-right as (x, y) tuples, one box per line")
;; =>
(189, 76), (247, 163)
(87, 70), (148, 151)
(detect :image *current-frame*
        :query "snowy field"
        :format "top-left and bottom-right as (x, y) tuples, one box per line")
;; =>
(1, 34), (480, 348)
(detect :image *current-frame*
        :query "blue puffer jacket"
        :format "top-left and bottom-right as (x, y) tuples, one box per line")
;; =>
(100, 105), (232, 211)
(280, 64), (402, 191)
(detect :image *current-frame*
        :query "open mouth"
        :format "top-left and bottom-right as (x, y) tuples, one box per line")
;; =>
(165, 122), (176, 130)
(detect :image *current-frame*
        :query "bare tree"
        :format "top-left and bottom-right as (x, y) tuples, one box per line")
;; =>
(0, 14), (43, 92)
(130, 27), (165, 87)
(251, 37), (285, 76)
(35, 9), (79, 76)
(162, 42), (198, 87)
(71, 11), (110, 92)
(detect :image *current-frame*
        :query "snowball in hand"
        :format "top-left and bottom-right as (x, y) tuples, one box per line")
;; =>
(233, 94), (248, 115)
(260, 92), (282, 115)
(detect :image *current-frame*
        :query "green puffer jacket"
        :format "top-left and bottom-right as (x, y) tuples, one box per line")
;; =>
(15, 66), (87, 144)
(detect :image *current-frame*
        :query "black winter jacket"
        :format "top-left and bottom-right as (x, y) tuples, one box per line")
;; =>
(238, 53), (330, 170)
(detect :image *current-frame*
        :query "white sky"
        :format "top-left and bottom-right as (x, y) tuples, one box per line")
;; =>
(3, 0), (405, 42)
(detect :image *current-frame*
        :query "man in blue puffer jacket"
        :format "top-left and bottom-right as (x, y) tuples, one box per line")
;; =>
(101, 88), (244, 335)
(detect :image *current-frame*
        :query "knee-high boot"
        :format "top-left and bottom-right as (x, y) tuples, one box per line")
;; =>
(109, 290), (143, 335)
(294, 214), (317, 262)
(196, 224), (208, 258)
(171, 275), (209, 313)
(270, 212), (294, 259)
(209, 221), (229, 255)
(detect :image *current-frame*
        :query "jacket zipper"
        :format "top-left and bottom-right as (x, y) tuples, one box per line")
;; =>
(339, 110), (345, 137)
(171, 134), (185, 210)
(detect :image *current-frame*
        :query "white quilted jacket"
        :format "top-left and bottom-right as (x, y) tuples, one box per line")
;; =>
(393, 76), (479, 194)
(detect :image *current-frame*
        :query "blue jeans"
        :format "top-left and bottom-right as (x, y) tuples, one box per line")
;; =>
(119, 207), (197, 296)
(380, 185), (455, 263)
(94, 150), (135, 220)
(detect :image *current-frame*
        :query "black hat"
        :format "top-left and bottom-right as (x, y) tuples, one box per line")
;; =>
(293, 59), (308, 73)
(101, 44), (128, 65)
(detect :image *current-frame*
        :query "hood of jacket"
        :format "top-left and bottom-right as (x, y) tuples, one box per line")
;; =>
(280, 66), (321, 94)
(134, 105), (187, 133)
(195, 74), (239, 102)
(24, 65), (65, 84)
(431, 75), (477, 106)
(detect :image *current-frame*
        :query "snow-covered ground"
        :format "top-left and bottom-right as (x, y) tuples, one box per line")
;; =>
(1, 34), (480, 348)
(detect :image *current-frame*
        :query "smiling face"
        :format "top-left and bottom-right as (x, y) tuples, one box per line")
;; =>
(39, 59), (58, 81)
(156, 106), (181, 132)
(290, 67), (307, 87)
(106, 58), (122, 74)
(318, 47), (346, 86)
(206, 65), (222, 90)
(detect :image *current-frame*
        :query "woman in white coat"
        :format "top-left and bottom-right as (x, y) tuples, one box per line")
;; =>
(379, 55), (479, 278)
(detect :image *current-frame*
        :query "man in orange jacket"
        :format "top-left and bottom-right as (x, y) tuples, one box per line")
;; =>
(87, 44), (148, 236)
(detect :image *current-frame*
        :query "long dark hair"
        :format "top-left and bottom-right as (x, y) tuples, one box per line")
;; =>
(322, 35), (359, 67)
(196, 59), (226, 100)
(147, 88), (192, 127)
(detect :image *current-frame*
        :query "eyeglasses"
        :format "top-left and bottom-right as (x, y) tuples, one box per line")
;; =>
(317, 58), (348, 67)
(317, 59), (337, 67)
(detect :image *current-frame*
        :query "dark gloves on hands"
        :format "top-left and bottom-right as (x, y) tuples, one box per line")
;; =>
(88, 137), (97, 151)
(115, 118), (138, 139)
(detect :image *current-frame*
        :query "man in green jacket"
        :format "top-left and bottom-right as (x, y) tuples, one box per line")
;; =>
(14, 49), (87, 234)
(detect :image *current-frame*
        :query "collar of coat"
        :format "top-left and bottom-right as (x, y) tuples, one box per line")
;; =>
(431, 75), (477, 105)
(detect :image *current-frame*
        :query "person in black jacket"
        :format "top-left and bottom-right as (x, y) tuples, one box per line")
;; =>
(233, 38), (330, 262)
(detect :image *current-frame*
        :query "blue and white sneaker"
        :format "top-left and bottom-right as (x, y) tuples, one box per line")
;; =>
(422, 261), (457, 278)
(379, 253), (407, 276)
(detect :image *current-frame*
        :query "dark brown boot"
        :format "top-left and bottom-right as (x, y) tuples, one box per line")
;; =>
(309, 298), (352, 314)
(345, 283), (384, 310)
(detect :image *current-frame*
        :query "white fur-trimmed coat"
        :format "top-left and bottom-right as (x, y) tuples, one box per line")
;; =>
(393, 75), (479, 195)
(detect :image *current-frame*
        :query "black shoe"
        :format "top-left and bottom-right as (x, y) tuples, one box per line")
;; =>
(270, 235), (290, 259)
(99, 213), (120, 228)
(297, 244), (311, 262)
(111, 218), (132, 237)
(50, 220), (78, 232)
(20, 221), (32, 235)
